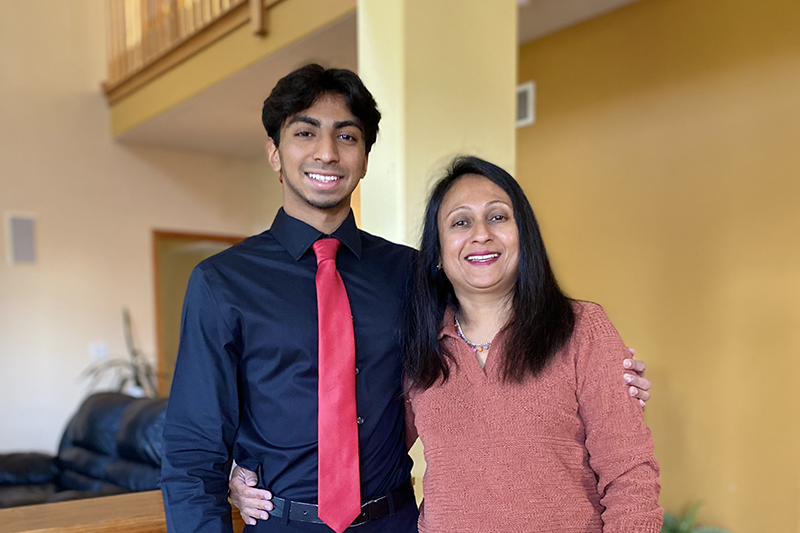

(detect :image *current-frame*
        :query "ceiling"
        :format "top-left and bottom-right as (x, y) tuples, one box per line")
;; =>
(118, 0), (642, 158)
(117, 14), (358, 157)
(518, 0), (641, 43)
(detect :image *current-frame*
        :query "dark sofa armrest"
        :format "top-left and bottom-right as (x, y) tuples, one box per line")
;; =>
(0, 452), (59, 486)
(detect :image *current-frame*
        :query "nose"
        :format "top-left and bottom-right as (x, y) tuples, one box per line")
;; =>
(313, 133), (339, 164)
(471, 219), (491, 243)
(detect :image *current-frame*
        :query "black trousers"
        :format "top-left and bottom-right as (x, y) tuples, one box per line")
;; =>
(244, 498), (419, 533)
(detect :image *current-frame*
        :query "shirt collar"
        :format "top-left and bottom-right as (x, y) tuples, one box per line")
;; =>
(439, 307), (458, 340)
(270, 208), (363, 261)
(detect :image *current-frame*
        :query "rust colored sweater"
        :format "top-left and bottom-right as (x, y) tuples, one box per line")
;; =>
(405, 301), (662, 533)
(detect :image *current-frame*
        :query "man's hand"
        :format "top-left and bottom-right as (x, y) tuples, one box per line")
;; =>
(623, 348), (651, 408)
(229, 465), (273, 526)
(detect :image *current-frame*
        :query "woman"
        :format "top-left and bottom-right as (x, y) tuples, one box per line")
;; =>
(231, 157), (661, 532)
(401, 156), (661, 532)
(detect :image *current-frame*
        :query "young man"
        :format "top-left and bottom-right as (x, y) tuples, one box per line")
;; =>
(161, 64), (650, 533)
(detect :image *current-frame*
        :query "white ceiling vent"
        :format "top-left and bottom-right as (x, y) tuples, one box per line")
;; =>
(516, 81), (536, 128)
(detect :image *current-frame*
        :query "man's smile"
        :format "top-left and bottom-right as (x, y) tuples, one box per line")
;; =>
(306, 172), (343, 183)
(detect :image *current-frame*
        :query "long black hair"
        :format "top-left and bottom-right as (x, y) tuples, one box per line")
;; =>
(403, 156), (575, 388)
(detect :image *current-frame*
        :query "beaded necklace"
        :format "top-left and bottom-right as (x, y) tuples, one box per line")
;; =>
(454, 315), (491, 354)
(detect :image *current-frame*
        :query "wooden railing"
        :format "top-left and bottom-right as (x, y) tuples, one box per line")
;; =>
(104, 0), (272, 103)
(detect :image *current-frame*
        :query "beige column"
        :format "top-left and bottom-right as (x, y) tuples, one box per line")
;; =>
(356, 0), (518, 501)
(357, 0), (518, 246)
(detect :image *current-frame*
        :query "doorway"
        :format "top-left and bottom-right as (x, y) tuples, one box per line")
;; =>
(153, 230), (245, 396)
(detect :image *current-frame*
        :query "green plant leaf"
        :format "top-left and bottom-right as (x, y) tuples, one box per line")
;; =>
(80, 359), (129, 377)
(663, 502), (729, 533)
(661, 512), (681, 532)
(679, 501), (703, 532)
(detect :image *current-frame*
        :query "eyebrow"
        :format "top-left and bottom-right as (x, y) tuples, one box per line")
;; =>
(286, 116), (320, 128)
(445, 200), (510, 217)
(286, 116), (364, 132)
(334, 120), (364, 132)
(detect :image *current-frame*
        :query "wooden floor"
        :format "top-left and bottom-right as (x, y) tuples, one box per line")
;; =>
(0, 491), (245, 533)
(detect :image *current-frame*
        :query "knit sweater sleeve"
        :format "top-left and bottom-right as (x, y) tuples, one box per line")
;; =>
(574, 302), (662, 533)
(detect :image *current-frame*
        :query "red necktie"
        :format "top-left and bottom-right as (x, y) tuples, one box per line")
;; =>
(313, 238), (361, 533)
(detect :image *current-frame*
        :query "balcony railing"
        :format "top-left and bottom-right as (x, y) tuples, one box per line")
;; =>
(104, 0), (271, 102)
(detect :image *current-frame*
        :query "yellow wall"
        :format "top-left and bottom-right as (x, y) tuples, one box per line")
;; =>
(358, 0), (517, 245)
(0, 0), (282, 452)
(517, 0), (800, 531)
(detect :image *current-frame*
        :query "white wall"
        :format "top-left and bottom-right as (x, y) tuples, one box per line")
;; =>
(0, 0), (282, 452)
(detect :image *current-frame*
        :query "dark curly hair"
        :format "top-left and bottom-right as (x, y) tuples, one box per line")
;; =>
(261, 64), (381, 153)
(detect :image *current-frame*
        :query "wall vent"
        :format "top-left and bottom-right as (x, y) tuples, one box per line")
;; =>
(6, 214), (37, 265)
(516, 81), (536, 128)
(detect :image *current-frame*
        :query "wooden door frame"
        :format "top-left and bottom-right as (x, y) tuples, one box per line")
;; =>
(153, 230), (246, 396)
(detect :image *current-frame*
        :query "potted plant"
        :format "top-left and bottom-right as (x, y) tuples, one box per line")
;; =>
(81, 308), (158, 397)
(661, 502), (731, 533)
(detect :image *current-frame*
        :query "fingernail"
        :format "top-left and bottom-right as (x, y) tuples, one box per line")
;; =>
(639, 399), (645, 407)
(623, 359), (632, 369)
(261, 513), (268, 520)
(629, 386), (637, 396)
(624, 374), (633, 383)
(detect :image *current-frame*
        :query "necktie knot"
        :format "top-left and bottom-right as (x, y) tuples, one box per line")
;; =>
(313, 238), (341, 265)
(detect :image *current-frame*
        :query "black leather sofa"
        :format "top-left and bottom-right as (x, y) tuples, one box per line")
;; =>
(0, 392), (167, 508)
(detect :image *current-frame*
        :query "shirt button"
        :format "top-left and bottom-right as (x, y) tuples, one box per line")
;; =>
(355, 367), (360, 375)
(356, 417), (365, 425)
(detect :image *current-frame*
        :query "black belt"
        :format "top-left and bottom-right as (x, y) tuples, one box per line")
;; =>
(267, 480), (415, 528)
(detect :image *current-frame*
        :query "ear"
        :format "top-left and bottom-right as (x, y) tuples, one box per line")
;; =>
(360, 152), (369, 180)
(266, 138), (282, 174)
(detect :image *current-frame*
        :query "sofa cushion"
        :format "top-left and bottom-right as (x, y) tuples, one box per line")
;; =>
(58, 447), (113, 482)
(47, 485), (128, 503)
(0, 453), (58, 486)
(0, 483), (57, 508)
(59, 393), (136, 457)
(58, 469), (126, 494)
(116, 397), (168, 467)
(106, 459), (161, 492)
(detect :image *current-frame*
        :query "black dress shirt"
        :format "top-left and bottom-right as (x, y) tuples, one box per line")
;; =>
(161, 209), (415, 533)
